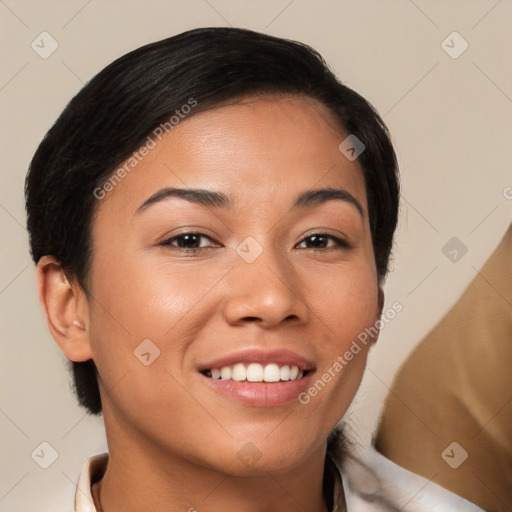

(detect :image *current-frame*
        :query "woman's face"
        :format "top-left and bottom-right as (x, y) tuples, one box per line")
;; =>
(86, 94), (382, 474)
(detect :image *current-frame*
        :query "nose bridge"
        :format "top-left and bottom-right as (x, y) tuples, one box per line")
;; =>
(222, 236), (308, 327)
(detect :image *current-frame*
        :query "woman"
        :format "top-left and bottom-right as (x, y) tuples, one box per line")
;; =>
(25, 27), (483, 511)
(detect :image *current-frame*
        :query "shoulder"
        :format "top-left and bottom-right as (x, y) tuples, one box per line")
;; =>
(334, 445), (485, 511)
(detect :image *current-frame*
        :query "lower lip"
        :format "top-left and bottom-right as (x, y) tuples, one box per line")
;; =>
(200, 372), (314, 407)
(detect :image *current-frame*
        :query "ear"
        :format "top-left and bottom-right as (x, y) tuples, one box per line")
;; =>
(36, 256), (93, 362)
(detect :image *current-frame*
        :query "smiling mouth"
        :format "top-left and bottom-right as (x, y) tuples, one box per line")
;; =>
(201, 363), (311, 383)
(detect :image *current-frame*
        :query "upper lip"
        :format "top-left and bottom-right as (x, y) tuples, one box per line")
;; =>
(198, 348), (316, 372)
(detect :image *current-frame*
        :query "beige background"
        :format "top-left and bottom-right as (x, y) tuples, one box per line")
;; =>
(0, 0), (511, 510)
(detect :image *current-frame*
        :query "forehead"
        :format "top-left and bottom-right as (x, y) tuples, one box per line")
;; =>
(94, 94), (367, 221)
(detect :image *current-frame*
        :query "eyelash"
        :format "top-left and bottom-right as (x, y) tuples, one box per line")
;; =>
(159, 232), (351, 253)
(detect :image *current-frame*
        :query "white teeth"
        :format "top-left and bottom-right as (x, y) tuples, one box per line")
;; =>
(232, 363), (246, 381)
(246, 363), (263, 382)
(206, 363), (306, 382)
(263, 363), (281, 382)
(220, 366), (232, 380)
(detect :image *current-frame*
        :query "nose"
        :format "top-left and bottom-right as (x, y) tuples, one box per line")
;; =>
(222, 243), (310, 328)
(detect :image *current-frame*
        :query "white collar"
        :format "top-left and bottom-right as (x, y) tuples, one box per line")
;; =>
(335, 445), (485, 511)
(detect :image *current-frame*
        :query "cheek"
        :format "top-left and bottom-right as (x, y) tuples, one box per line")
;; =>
(297, 258), (378, 417)
(86, 247), (233, 399)
(89, 245), (225, 337)
(303, 257), (380, 344)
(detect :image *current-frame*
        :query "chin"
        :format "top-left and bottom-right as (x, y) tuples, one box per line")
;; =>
(207, 436), (321, 477)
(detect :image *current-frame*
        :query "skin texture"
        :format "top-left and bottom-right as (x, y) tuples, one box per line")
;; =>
(38, 94), (384, 512)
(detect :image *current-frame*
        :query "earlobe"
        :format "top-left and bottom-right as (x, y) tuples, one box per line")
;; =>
(36, 256), (93, 362)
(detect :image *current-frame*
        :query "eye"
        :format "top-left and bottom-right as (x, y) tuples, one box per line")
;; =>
(296, 234), (350, 250)
(159, 232), (350, 253)
(160, 232), (220, 251)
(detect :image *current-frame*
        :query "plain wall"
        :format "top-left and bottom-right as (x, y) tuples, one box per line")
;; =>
(0, 1), (511, 509)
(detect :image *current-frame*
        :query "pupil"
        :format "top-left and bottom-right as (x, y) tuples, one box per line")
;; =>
(179, 234), (199, 248)
(309, 235), (326, 248)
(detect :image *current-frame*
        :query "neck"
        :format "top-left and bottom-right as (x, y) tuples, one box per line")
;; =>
(94, 413), (331, 512)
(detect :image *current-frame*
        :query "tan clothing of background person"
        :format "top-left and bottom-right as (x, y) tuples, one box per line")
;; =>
(375, 224), (512, 511)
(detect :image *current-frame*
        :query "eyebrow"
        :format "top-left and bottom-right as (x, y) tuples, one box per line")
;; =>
(135, 186), (364, 217)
